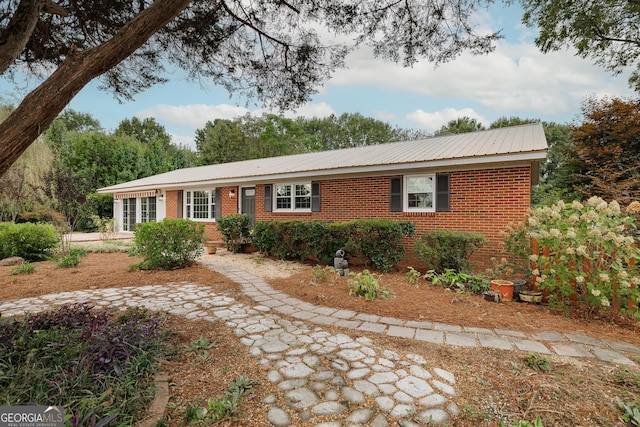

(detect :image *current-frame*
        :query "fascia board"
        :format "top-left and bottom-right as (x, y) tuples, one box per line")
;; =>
(98, 151), (547, 194)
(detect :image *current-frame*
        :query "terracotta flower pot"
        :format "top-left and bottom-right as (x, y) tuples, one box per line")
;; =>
(206, 246), (217, 254)
(490, 279), (514, 302)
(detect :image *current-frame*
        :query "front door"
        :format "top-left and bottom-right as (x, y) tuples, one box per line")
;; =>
(241, 188), (256, 226)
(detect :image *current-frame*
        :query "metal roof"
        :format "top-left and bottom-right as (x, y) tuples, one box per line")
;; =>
(98, 123), (547, 193)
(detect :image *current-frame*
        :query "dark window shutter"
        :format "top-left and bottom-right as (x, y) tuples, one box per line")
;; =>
(436, 174), (450, 212)
(311, 182), (321, 212)
(390, 177), (403, 212)
(264, 184), (272, 212)
(214, 188), (222, 219)
(177, 190), (183, 218)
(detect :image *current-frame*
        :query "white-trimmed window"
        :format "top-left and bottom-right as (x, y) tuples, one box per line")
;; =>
(405, 174), (435, 212)
(185, 190), (216, 220)
(274, 183), (311, 211)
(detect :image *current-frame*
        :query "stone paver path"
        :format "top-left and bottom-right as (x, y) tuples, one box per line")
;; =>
(204, 262), (640, 366)
(1, 283), (459, 426)
(2, 261), (639, 426)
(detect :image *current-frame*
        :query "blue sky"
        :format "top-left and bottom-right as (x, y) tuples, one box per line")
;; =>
(2, 3), (636, 150)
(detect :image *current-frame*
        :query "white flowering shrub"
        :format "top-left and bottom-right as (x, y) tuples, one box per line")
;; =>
(526, 197), (640, 318)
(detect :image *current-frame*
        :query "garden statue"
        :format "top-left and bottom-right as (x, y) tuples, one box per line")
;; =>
(334, 249), (349, 276)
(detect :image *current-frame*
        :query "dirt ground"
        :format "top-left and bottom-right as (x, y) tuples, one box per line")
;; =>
(1, 249), (639, 426)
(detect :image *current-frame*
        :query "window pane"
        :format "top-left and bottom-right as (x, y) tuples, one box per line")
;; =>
(408, 193), (433, 208)
(276, 185), (291, 209)
(148, 197), (156, 222)
(122, 199), (129, 231)
(295, 184), (311, 209)
(407, 176), (434, 209)
(193, 190), (209, 219)
(141, 198), (148, 222)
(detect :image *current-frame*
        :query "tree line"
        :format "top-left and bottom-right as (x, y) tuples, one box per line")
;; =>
(2, 94), (640, 231)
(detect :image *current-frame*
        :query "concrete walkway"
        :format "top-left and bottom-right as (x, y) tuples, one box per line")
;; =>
(1, 261), (638, 426)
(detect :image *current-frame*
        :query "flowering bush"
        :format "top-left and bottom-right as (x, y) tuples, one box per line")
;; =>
(525, 197), (640, 318)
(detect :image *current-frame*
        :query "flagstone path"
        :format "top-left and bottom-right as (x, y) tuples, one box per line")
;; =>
(1, 260), (638, 426)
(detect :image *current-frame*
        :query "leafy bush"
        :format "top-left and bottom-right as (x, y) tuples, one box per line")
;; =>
(216, 214), (252, 253)
(525, 197), (640, 318)
(424, 269), (490, 294)
(0, 303), (165, 425)
(414, 229), (487, 273)
(57, 246), (88, 268)
(253, 219), (415, 271)
(11, 262), (35, 275)
(349, 269), (390, 300)
(253, 220), (330, 261)
(406, 267), (422, 284)
(0, 222), (59, 261)
(331, 219), (416, 272)
(133, 218), (205, 270)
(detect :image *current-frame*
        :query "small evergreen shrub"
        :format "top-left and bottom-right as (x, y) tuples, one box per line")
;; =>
(0, 222), (59, 261)
(253, 219), (415, 271)
(133, 219), (205, 270)
(253, 220), (329, 261)
(216, 214), (252, 253)
(414, 230), (487, 273)
(334, 219), (416, 272)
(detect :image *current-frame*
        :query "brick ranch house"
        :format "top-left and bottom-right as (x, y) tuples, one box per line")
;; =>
(97, 123), (548, 271)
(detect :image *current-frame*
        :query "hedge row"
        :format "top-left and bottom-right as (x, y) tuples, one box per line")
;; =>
(252, 219), (415, 272)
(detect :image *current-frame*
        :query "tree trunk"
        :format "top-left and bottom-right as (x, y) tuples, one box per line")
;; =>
(0, 0), (193, 178)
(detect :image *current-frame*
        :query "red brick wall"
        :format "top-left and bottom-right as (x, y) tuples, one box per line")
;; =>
(167, 167), (532, 271)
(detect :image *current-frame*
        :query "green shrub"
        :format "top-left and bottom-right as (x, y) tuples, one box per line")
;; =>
(57, 246), (88, 268)
(133, 219), (205, 270)
(414, 230), (487, 273)
(253, 219), (415, 271)
(57, 254), (81, 268)
(11, 262), (35, 275)
(0, 222), (59, 261)
(253, 220), (330, 261)
(525, 198), (640, 318)
(216, 214), (252, 253)
(348, 269), (390, 300)
(332, 219), (416, 272)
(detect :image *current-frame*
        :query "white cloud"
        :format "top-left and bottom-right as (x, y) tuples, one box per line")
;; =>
(137, 102), (336, 135)
(326, 30), (633, 119)
(279, 102), (336, 119)
(136, 103), (250, 131)
(406, 108), (487, 133)
(374, 110), (396, 122)
(170, 133), (196, 150)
